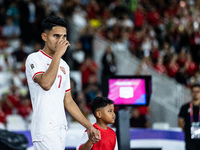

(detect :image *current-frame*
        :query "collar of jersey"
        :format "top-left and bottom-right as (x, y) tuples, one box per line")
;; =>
(39, 50), (53, 59)
(94, 123), (108, 131)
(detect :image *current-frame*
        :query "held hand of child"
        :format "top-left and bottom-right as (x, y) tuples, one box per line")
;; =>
(88, 132), (95, 144)
(92, 129), (101, 143)
(87, 126), (101, 143)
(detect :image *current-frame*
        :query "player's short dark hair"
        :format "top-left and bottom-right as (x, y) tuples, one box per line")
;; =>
(191, 84), (200, 90)
(91, 97), (114, 115)
(42, 16), (68, 32)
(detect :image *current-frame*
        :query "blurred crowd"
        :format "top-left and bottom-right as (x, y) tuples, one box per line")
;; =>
(1, 0), (200, 129)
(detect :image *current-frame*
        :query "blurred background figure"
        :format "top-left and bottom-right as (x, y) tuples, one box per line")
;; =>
(130, 107), (150, 128)
(178, 84), (200, 150)
(79, 55), (98, 86)
(101, 45), (116, 77)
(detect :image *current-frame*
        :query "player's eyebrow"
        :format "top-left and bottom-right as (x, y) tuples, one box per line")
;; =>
(53, 34), (67, 38)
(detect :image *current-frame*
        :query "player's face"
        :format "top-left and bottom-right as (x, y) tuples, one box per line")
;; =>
(191, 87), (200, 101)
(101, 104), (115, 124)
(44, 26), (67, 53)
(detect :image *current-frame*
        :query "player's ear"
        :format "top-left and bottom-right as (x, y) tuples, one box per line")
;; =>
(96, 109), (102, 119)
(41, 33), (47, 42)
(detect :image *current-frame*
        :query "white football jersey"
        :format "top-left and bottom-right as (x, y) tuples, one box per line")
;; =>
(25, 50), (70, 141)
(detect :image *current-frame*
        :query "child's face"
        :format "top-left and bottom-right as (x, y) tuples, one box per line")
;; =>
(100, 104), (115, 124)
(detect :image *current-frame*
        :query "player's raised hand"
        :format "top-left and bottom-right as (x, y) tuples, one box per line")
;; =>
(55, 35), (70, 57)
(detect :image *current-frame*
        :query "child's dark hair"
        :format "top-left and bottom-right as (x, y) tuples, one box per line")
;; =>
(91, 97), (114, 115)
(42, 16), (68, 32)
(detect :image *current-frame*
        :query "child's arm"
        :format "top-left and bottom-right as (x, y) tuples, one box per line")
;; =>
(80, 133), (94, 150)
(77, 130), (99, 150)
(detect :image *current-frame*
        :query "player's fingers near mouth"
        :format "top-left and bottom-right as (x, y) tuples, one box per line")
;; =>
(66, 41), (70, 46)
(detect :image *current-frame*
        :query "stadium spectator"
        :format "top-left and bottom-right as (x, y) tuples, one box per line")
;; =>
(153, 55), (168, 75)
(17, 96), (32, 119)
(11, 42), (28, 64)
(2, 17), (21, 41)
(80, 55), (98, 86)
(83, 74), (102, 107)
(187, 71), (200, 88)
(130, 107), (149, 128)
(0, 100), (6, 128)
(101, 45), (116, 77)
(70, 40), (85, 70)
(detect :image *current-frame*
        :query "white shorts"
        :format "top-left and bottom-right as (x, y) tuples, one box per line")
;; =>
(33, 125), (67, 150)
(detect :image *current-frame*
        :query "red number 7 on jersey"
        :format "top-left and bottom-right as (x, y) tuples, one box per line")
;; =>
(58, 75), (62, 88)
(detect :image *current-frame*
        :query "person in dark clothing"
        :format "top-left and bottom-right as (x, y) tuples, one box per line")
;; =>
(12, 42), (28, 63)
(178, 84), (200, 150)
(101, 45), (116, 76)
(130, 107), (149, 128)
(175, 65), (188, 85)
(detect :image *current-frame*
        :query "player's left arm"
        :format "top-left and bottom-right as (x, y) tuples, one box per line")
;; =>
(64, 91), (101, 142)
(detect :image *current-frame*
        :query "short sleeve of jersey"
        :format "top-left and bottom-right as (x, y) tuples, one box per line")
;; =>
(25, 53), (45, 82)
(76, 130), (89, 150)
(114, 139), (118, 150)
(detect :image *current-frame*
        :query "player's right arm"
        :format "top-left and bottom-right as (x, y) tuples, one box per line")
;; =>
(34, 37), (70, 90)
(33, 53), (62, 90)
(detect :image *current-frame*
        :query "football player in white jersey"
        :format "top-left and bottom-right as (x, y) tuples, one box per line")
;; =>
(25, 16), (100, 150)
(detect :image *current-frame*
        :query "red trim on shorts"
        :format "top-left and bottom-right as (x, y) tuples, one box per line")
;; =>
(32, 71), (45, 81)
(65, 88), (71, 92)
(39, 50), (53, 59)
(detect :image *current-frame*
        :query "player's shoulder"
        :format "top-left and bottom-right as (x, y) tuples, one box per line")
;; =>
(27, 51), (41, 60)
(60, 58), (69, 68)
(60, 58), (67, 64)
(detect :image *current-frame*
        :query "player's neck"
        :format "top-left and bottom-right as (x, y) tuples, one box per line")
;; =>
(192, 99), (200, 106)
(96, 121), (108, 130)
(42, 47), (55, 57)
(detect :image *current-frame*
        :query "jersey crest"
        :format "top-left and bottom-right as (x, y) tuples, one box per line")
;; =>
(60, 66), (66, 74)
(31, 64), (34, 69)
